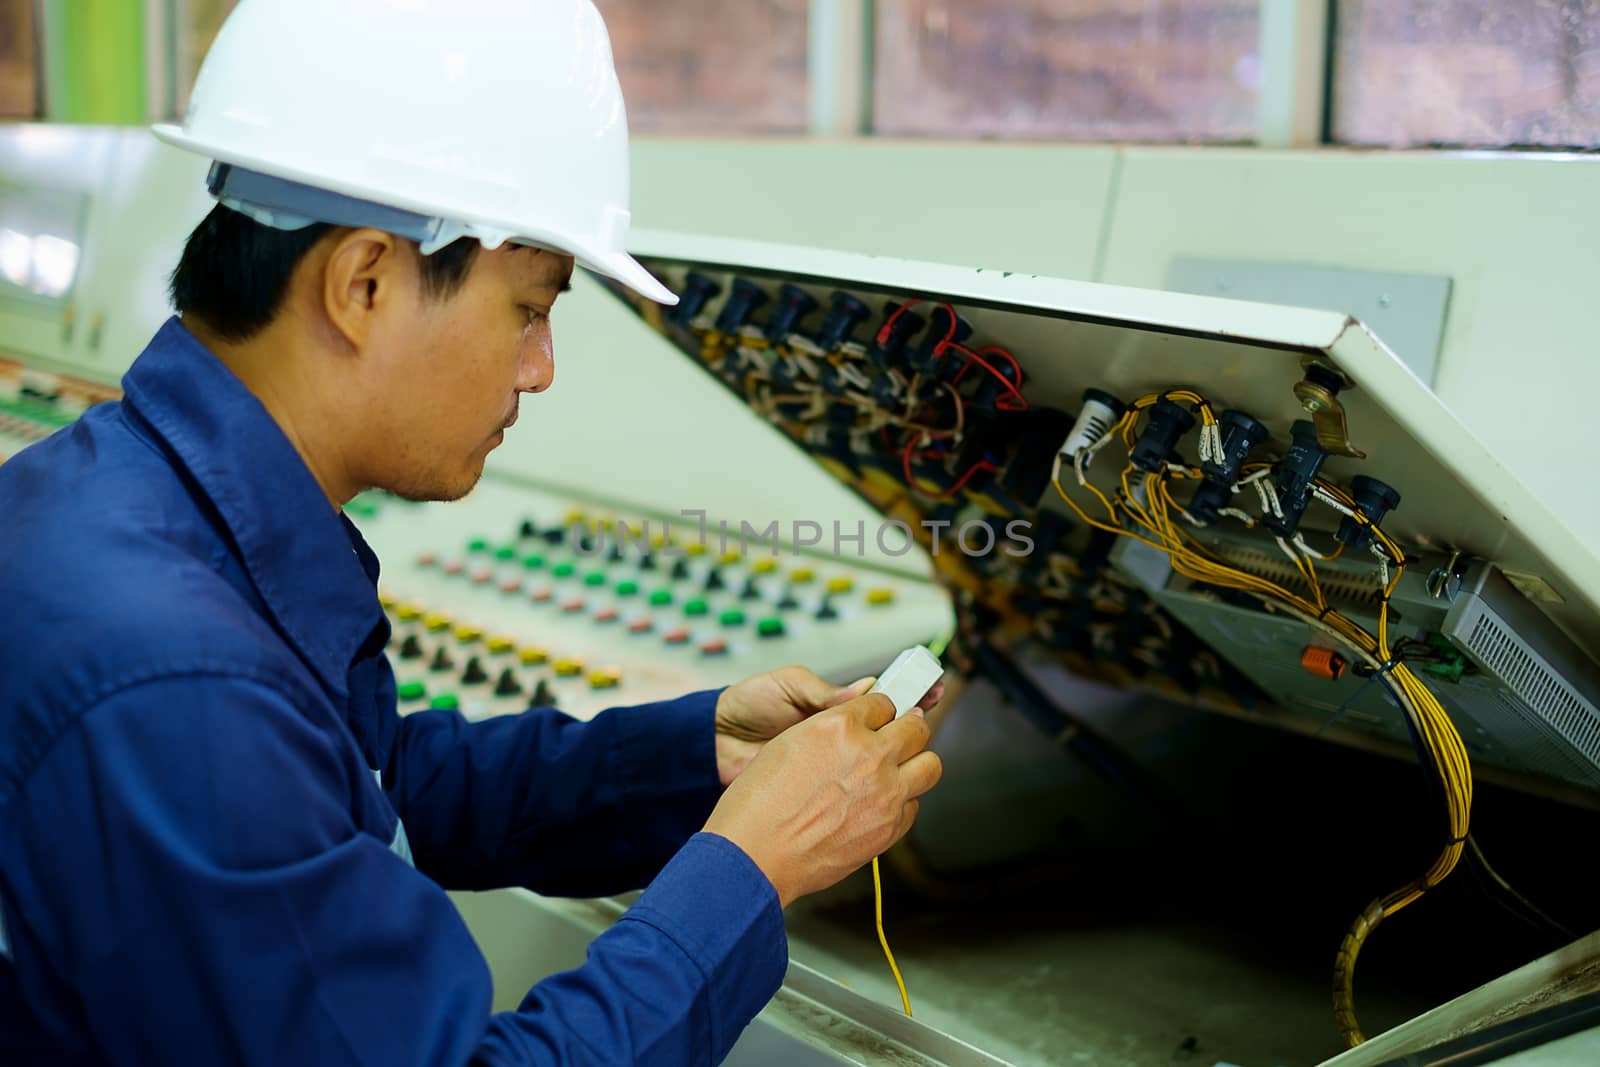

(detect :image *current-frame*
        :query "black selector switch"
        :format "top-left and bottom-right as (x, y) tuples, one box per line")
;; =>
(765, 285), (819, 346)
(461, 658), (489, 686)
(814, 291), (872, 352)
(905, 306), (973, 375)
(714, 278), (768, 334)
(399, 634), (424, 660)
(1188, 409), (1268, 524)
(670, 271), (721, 326)
(1130, 399), (1197, 473)
(1265, 420), (1331, 537)
(868, 303), (925, 373)
(494, 669), (524, 697)
(531, 680), (557, 707)
(1337, 475), (1401, 550)
(429, 647), (453, 673)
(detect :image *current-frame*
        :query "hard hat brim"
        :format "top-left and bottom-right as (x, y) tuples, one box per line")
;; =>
(152, 124), (680, 307)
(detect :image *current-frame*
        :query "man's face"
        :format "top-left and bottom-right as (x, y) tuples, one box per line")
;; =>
(361, 245), (574, 502)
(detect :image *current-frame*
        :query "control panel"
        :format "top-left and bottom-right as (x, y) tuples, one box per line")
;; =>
(350, 478), (952, 722)
(0, 356), (119, 464)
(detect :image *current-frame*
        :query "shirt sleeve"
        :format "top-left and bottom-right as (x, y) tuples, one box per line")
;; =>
(6, 676), (786, 1067)
(383, 690), (727, 895)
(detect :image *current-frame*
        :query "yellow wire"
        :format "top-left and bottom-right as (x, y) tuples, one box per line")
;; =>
(1055, 404), (1472, 1048)
(872, 856), (912, 1016)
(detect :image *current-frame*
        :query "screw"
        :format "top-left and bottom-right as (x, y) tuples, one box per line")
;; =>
(1378, 293), (1392, 308)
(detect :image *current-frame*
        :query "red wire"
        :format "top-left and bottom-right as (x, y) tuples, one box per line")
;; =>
(948, 342), (1029, 411)
(902, 436), (995, 499)
(876, 298), (959, 349)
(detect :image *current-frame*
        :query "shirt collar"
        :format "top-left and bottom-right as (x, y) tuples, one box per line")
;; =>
(120, 317), (383, 695)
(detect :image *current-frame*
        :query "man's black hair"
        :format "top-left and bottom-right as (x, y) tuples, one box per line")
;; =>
(168, 204), (480, 342)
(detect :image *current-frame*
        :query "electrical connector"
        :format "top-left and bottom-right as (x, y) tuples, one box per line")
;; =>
(1188, 409), (1268, 524)
(1264, 420), (1330, 537)
(1129, 398), (1196, 473)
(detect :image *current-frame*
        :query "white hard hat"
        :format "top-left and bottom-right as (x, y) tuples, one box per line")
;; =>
(152, 0), (677, 305)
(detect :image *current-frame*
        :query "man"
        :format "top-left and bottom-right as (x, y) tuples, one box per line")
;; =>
(0, 1), (942, 1064)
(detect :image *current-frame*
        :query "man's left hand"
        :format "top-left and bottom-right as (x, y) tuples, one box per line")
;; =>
(713, 665), (944, 787)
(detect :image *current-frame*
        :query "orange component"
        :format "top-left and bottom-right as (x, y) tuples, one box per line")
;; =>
(1301, 646), (1348, 681)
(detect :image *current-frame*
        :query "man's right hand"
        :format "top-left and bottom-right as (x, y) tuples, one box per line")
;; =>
(702, 691), (942, 908)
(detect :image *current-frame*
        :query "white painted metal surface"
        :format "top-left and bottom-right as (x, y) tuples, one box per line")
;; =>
(624, 228), (1600, 659)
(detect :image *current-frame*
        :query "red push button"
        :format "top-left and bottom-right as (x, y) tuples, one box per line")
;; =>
(628, 618), (654, 634)
(561, 598), (586, 613)
(529, 587), (553, 603)
(663, 627), (690, 645)
(699, 639), (729, 656)
(594, 607), (619, 623)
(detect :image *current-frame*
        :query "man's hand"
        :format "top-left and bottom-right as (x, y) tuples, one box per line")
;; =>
(704, 691), (943, 908)
(714, 665), (943, 787)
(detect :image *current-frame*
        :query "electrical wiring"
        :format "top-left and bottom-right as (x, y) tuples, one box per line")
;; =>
(948, 342), (1030, 411)
(871, 856), (913, 1016)
(1052, 391), (1473, 1048)
(902, 437), (995, 499)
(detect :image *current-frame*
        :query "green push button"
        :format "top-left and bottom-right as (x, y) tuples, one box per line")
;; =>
(649, 589), (673, 606)
(719, 609), (745, 627)
(683, 598), (709, 617)
(616, 580), (639, 596)
(429, 693), (460, 711)
(552, 562), (576, 578)
(522, 553), (545, 570)
(468, 538), (488, 553)
(757, 617), (785, 638)
(397, 681), (427, 701)
(494, 546), (516, 561)
(584, 572), (607, 587)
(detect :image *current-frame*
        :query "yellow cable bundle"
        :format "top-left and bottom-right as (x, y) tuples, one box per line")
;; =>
(1051, 396), (1473, 1047)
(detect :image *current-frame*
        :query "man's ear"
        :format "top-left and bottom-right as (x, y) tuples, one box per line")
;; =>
(321, 228), (402, 351)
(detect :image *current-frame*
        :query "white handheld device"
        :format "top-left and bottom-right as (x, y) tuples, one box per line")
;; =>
(867, 645), (944, 719)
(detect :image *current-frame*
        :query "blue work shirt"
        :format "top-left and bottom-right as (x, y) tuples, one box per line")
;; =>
(0, 318), (787, 1065)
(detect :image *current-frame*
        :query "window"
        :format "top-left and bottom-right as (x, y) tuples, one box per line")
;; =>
(0, 0), (36, 119)
(594, 0), (809, 134)
(1333, 0), (1600, 148)
(872, 0), (1261, 141)
(173, 0), (237, 118)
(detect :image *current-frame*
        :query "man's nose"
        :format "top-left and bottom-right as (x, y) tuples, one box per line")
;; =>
(519, 322), (555, 394)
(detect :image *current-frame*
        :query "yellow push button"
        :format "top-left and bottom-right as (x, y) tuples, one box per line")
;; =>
(866, 588), (895, 606)
(719, 550), (743, 565)
(424, 611), (452, 632)
(751, 559), (778, 575)
(453, 624), (483, 644)
(378, 591), (397, 610)
(553, 657), (585, 677)
(519, 645), (549, 667)
(486, 635), (516, 654)
(789, 567), (816, 584)
(826, 577), (854, 595)
(684, 541), (708, 558)
(588, 667), (623, 689)
(395, 602), (424, 622)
